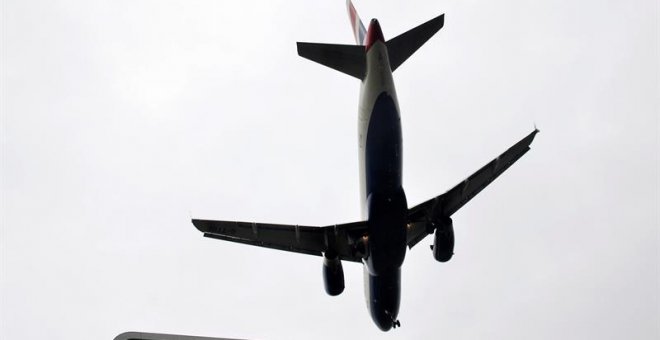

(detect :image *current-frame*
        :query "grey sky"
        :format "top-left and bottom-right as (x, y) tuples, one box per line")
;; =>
(2, 0), (658, 339)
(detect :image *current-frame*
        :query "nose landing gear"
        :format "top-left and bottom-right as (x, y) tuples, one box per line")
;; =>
(385, 310), (401, 329)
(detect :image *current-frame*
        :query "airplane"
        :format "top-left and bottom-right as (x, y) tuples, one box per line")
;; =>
(192, 0), (538, 332)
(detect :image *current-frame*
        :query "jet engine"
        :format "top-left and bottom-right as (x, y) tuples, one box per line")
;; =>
(322, 252), (345, 296)
(432, 217), (454, 262)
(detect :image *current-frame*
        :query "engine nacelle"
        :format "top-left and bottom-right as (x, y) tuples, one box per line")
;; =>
(322, 253), (345, 296)
(432, 217), (454, 262)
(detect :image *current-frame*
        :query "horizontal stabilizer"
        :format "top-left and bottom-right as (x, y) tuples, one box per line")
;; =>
(297, 42), (366, 79)
(386, 14), (445, 72)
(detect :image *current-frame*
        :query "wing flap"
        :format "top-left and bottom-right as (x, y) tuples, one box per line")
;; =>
(406, 221), (430, 249)
(192, 219), (367, 263)
(203, 233), (322, 257)
(193, 219), (325, 255)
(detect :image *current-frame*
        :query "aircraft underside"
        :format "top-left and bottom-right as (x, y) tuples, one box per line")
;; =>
(191, 0), (538, 332)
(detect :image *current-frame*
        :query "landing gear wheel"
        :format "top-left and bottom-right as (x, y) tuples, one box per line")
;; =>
(385, 310), (401, 329)
(391, 319), (401, 329)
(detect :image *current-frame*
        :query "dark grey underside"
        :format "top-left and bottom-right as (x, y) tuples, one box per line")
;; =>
(364, 91), (406, 331)
(367, 268), (401, 331)
(365, 92), (403, 197)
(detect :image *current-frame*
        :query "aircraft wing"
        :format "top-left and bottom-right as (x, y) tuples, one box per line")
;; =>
(192, 219), (368, 263)
(406, 129), (539, 248)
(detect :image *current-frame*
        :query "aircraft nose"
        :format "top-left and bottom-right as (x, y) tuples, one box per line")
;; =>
(365, 18), (384, 50)
(374, 317), (393, 332)
(371, 308), (400, 332)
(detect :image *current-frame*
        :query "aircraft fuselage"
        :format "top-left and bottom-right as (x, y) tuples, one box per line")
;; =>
(358, 19), (406, 331)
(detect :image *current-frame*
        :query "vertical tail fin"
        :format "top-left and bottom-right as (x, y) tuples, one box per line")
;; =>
(346, 0), (367, 45)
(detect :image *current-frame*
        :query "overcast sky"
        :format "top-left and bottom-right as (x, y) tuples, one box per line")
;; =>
(2, 0), (658, 339)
